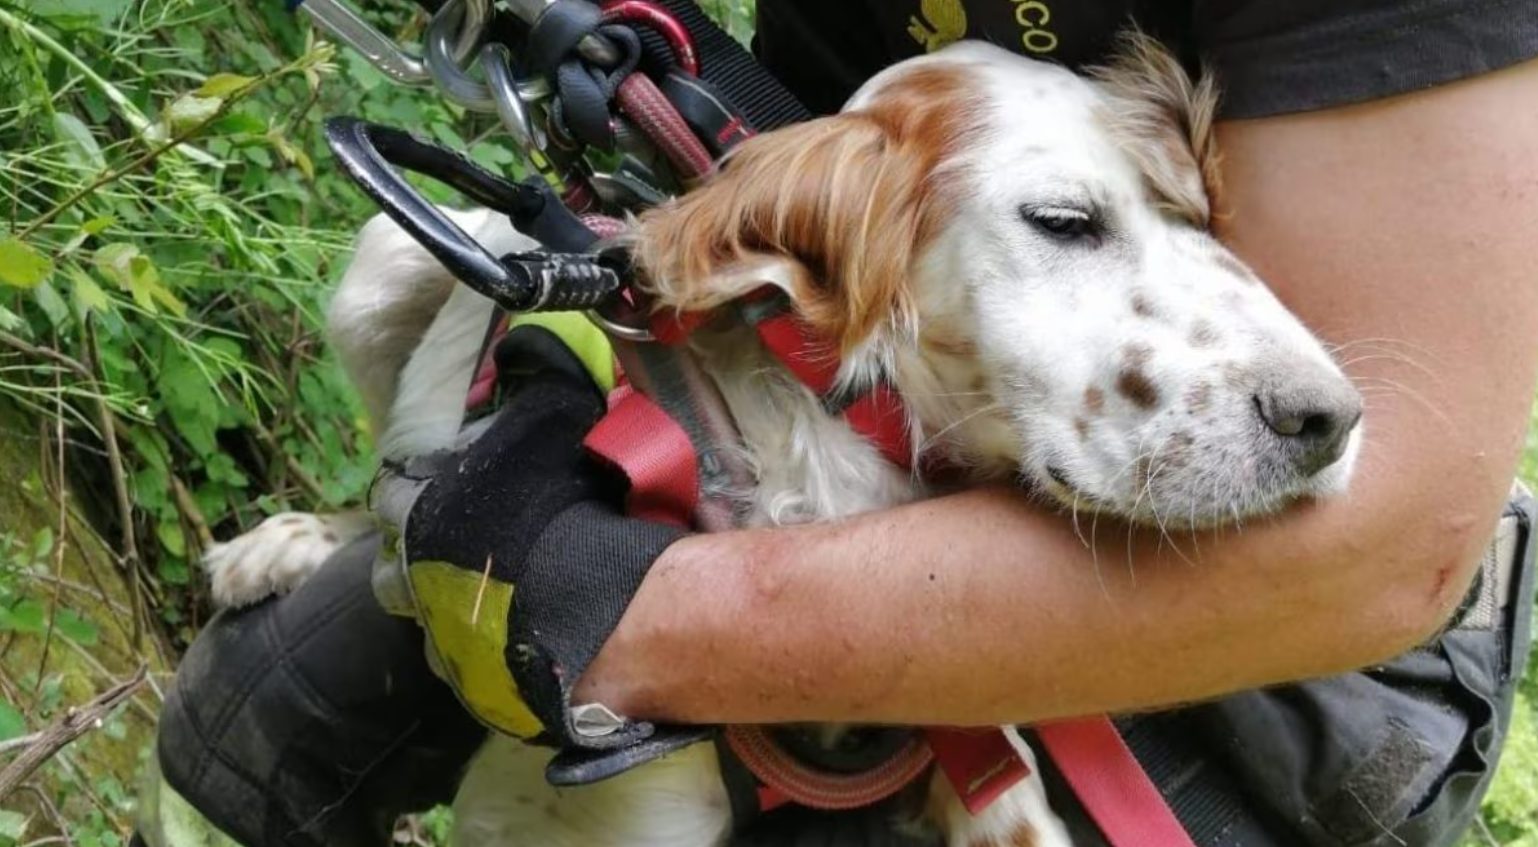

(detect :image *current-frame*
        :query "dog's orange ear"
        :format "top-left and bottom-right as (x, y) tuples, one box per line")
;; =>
(629, 65), (979, 352)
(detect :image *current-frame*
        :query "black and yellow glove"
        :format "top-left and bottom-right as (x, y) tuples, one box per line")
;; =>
(376, 323), (709, 783)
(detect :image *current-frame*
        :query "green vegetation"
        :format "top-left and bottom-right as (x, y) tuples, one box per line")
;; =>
(0, 1), (1533, 845)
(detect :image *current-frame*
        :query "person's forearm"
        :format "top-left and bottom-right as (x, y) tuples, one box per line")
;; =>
(577, 57), (1538, 726)
(580, 462), (1508, 726)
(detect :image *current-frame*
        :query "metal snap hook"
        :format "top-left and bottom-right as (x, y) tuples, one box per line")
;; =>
(292, 0), (431, 86)
(483, 42), (558, 173)
(427, 0), (497, 111)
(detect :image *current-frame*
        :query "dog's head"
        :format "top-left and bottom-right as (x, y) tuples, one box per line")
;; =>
(632, 35), (1362, 527)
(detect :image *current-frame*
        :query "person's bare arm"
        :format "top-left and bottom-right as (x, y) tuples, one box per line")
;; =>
(576, 57), (1538, 727)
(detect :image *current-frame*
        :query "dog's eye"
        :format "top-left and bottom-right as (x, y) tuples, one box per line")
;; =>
(1021, 205), (1099, 242)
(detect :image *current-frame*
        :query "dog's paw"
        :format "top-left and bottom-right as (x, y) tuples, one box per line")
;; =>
(204, 511), (370, 607)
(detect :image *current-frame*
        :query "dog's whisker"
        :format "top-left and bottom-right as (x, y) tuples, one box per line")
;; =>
(1349, 374), (1455, 431)
(917, 403), (1001, 454)
(1337, 352), (1441, 383)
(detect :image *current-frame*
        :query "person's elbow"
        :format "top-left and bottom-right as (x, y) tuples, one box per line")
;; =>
(1320, 462), (1513, 668)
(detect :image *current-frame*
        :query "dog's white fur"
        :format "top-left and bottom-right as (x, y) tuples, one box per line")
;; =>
(206, 37), (1362, 847)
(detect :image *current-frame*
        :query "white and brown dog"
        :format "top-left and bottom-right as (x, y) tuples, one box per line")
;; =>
(205, 35), (1362, 847)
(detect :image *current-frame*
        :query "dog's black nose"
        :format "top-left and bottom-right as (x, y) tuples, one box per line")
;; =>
(1255, 378), (1362, 476)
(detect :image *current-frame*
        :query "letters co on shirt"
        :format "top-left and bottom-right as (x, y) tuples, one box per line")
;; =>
(906, 0), (1060, 56)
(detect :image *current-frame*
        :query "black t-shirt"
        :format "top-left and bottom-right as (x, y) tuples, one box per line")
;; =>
(752, 0), (1538, 117)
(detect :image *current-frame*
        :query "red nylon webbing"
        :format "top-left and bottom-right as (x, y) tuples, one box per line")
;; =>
(1036, 717), (1197, 847)
(583, 385), (697, 528)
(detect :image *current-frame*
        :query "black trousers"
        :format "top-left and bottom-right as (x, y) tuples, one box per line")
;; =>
(154, 491), (1537, 847)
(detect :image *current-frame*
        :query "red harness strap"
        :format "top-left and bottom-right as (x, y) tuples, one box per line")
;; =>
(1038, 719), (1197, 847)
(749, 310), (915, 470)
(585, 384), (698, 528)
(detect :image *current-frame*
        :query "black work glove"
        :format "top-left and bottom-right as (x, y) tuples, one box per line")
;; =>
(377, 324), (709, 784)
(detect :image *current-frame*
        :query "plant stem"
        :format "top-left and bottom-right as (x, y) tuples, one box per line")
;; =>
(15, 72), (273, 241)
(0, 5), (220, 167)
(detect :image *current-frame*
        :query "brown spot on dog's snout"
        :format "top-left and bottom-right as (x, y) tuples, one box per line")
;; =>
(1121, 342), (1154, 367)
(1115, 344), (1160, 409)
(1130, 290), (1159, 319)
(1074, 417), (1090, 440)
(1163, 430), (1196, 468)
(1117, 367), (1160, 409)
(1185, 381), (1213, 413)
(1188, 320), (1220, 348)
(1084, 386), (1105, 414)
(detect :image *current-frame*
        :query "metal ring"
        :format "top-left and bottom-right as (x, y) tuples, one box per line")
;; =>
(427, 0), (495, 111)
(585, 308), (657, 342)
(454, 0), (490, 64)
(483, 43), (548, 154)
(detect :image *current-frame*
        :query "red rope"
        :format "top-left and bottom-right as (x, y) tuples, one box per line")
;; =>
(723, 725), (935, 811)
(615, 73), (715, 181)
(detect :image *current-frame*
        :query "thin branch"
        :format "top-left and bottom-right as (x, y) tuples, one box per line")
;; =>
(33, 358), (69, 701)
(13, 70), (270, 240)
(252, 420), (327, 502)
(0, 733), (44, 755)
(83, 319), (143, 648)
(169, 473), (214, 549)
(0, 5), (219, 167)
(16, 784), (73, 847)
(0, 665), (147, 801)
(0, 331), (92, 379)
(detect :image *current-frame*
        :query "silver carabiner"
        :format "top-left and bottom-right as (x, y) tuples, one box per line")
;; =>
(294, 0), (431, 86)
(482, 43), (549, 154)
(427, 0), (505, 111)
(296, 0), (487, 88)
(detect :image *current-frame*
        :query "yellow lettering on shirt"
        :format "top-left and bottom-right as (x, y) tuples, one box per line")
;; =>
(1009, 0), (1058, 54)
(908, 0), (968, 52)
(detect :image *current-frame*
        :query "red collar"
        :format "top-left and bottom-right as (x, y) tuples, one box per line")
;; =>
(651, 294), (915, 472)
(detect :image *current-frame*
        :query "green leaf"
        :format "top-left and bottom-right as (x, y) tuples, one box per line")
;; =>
(0, 237), (54, 289)
(0, 808), (27, 844)
(156, 519), (187, 559)
(0, 600), (46, 634)
(81, 215), (116, 235)
(30, 527), (54, 563)
(56, 609), (99, 646)
(165, 94), (222, 134)
(66, 265), (111, 315)
(0, 701), (26, 742)
(32, 280), (71, 328)
(214, 112), (268, 136)
(26, 0), (130, 26)
(196, 73), (256, 98)
(52, 112), (106, 171)
(93, 243), (186, 316)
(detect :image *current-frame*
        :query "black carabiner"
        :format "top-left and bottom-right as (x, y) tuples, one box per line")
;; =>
(324, 116), (617, 312)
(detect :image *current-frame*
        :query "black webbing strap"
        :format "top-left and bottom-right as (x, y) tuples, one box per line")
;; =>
(640, 0), (812, 133)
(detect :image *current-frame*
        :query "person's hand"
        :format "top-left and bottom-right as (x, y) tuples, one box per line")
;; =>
(376, 323), (708, 783)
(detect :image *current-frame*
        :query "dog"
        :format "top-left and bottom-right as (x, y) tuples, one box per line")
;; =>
(205, 35), (1363, 847)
